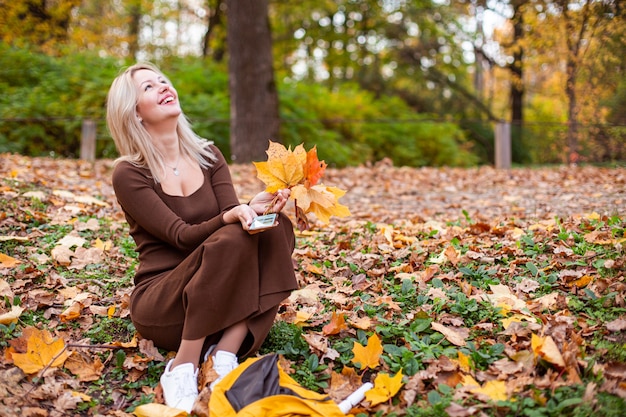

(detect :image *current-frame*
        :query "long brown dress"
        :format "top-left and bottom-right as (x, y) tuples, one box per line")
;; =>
(111, 145), (298, 358)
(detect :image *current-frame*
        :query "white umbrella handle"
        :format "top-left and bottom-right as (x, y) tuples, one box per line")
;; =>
(338, 382), (374, 414)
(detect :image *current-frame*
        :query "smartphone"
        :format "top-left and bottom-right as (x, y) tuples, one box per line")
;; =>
(248, 213), (278, 231)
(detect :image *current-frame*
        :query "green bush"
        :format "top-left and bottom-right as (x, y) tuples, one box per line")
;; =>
(1, 47), (478, 167)
(0, 44), (119, 157)
(279, 82), (478, 167)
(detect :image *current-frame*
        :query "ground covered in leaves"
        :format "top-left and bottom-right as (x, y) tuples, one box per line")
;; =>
(1, 153), (625, 417)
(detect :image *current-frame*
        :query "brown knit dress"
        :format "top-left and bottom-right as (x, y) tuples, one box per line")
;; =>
(111, 145), (298, 358)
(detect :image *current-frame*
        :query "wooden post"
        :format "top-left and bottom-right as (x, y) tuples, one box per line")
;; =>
(495, 121), (511, 169)
(80, 119), (96, 161)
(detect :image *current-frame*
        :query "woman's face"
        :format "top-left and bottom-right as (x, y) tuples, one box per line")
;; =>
(133, 69), (181, 126)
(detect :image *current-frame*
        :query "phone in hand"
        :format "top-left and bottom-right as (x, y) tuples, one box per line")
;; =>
(248, 213), (278, 231)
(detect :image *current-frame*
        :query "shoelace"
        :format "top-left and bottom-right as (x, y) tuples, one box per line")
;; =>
(213, 359), (238, 377)
(169, 369), (198, 398)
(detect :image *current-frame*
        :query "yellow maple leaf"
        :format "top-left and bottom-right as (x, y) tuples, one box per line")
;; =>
(253, 141), (306, 193)
(531, 333), (565, 367)
(93, 238), (112, 251)
(364, 371), (404, 406)
(461, 374), (507, 402)
(292, 184), (350, 224)
(254, 141), (350, 229)
(293, 310), (313, 326)
(12, 327), (71, 374)
(352, 333), (383, 370)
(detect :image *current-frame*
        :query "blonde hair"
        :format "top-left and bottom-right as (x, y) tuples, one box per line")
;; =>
(106, 62), (217, 182)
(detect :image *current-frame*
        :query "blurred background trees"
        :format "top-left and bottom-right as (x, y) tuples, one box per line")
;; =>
(0, 0), (623, 166)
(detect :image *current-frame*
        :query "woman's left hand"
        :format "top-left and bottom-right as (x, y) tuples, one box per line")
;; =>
(249, 189), (290, 215)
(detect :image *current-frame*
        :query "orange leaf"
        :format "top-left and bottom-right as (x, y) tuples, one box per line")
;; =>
(304, 146), (327, 188)
(323, 311), (348, 335)
(0, 252), (21, 268)
(60, 301), (83, 322)
(570, 275), (593, 288)
(352, 333), (383, 370)
(12, 327), (71, 374)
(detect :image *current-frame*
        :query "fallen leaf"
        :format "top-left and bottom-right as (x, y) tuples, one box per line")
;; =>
(364, 371), (404, 406)
(457, 351), (471, 372)
(65, 352), (104, 382)
(329, 367), (363, 403)
(323, 311), (348, 335)
(461, 374), (507, 402)
(484, 284), (529, 313)
(12, 327), (71, 374)
(352, 333), (383, 370)
(93, 238), (113, 251)
(431, 322), (467, 346)
(606, 318), (626, 332)
(0, 305), (24, 325)
(0, 252), (21, 268)
(531, 333), (565, 368)
(570, 275), (593, 288)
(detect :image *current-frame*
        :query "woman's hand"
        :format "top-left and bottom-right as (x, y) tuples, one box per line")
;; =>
(223, 204), (259, 230)
(249, 189), (290, 215)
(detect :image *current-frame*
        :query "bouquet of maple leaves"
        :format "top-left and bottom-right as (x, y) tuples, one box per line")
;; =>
(254, 141), (350, 231)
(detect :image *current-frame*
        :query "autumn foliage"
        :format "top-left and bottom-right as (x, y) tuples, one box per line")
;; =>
(1, 153), (625, 416)
(254, 141), (350, 230)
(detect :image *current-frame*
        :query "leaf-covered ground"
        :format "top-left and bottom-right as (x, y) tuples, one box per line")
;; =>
(1, 153), (625, 417)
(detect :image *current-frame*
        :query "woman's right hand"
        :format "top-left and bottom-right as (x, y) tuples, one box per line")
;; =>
(223, 204), (263, 231)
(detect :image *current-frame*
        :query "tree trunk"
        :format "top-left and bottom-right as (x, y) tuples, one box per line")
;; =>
(560, 0), (589, 165)
(127, 0), (142, 60)
(565, 56), (578, 164)
(509, 0), (525, 163)
(202, 0), (224, 59)
(226, 0), (279, 162)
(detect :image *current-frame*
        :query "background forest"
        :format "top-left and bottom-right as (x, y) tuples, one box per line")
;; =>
(0, 0), (625, 166)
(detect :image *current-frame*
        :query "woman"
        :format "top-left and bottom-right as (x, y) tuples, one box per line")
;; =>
(106, 62), (298, 412)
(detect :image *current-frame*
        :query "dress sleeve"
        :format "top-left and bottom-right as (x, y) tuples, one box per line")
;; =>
(111, 147), (240, 252)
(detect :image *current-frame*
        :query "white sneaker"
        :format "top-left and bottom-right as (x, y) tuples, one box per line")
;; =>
(160, 359), (199, 412)
(209, 350), (239, 390)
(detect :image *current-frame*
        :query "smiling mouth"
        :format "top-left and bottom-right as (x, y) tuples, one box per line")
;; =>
(160, 96), (175, 105)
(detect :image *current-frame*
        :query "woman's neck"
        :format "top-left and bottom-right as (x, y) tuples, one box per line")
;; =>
(147, 126), (181, 166)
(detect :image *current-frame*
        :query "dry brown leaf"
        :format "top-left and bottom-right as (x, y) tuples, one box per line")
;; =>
(431, 322), (468, 346)
(64, 352), (104, 382)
